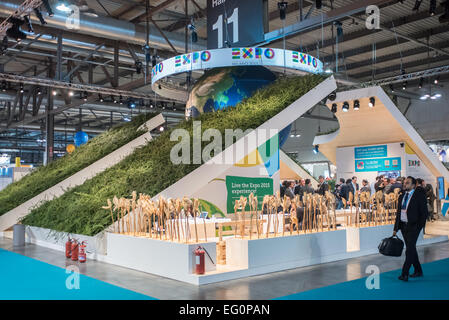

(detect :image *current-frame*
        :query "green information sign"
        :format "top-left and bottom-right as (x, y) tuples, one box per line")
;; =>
(225, 175), (273, 213)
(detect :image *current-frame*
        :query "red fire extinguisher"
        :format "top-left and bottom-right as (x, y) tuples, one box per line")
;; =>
(65, 237), (72, 258)
(194, 246), (205, 275)
(78, 241), (87, 263)
(71, 240), (79, 261)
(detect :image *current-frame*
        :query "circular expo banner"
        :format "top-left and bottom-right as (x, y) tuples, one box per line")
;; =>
(151, 47), (324, 88)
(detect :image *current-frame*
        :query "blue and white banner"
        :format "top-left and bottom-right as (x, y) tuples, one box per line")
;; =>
(151, 47), (323, 87)
(354, 145), (387, 159)
(355, 157), (402, 172)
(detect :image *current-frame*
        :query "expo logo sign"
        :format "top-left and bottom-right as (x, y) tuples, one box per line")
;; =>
(408, 160), (421, 167)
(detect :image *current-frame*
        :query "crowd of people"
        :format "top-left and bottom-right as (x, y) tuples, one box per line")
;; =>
(280, 175), (330, 200)
(280, 174), (437, 222)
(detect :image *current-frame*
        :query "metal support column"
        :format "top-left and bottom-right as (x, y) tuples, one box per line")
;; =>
(45, 32), (62, 164)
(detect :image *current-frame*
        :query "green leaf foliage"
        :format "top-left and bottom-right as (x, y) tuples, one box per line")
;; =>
(22, 75), (326, 236)
(0, 113), (157, 216)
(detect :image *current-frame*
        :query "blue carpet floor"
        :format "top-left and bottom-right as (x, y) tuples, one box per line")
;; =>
(277, 257), (449, 300)
(0, 248), (155, 300)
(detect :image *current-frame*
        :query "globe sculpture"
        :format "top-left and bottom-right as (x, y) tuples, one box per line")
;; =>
(74, 131), (89, 147)
(185, 66), (291, 145)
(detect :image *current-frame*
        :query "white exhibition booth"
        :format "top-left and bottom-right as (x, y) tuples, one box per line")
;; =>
(15, 79), (448, 286)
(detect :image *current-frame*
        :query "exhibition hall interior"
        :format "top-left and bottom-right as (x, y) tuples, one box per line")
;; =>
(1, 0), (449, 303)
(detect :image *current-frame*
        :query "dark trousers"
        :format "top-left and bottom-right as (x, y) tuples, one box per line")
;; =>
(399, 221), (422, 276)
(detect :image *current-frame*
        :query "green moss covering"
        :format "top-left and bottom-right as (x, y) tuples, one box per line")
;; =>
(0, 113), (157, 216)
(22, 75), (326, 236)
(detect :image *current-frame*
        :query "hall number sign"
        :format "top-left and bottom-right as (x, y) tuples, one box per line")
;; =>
(207, 0), (264, 49)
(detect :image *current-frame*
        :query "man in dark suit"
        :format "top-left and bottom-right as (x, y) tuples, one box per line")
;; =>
(393, 176), (428, 281)
(339, 179), (352, 208)
(316, 175), (329, 195)
(350, 176), (359, 197)
(294, 179), (305, 197)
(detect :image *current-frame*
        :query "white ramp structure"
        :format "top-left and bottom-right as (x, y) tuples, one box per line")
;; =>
(152, 76), (337, 203)
(0, 114), (165, 231)
(279, 150), (318, 188)
(314, 86), (449, 186)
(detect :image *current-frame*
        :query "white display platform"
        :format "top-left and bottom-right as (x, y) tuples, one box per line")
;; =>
(24, 226), (107, 258)
(226, 229), (347, 270)
(16, 223), (448, 285)
(105, 233), (217, 285)
(171, 217), (231, 241)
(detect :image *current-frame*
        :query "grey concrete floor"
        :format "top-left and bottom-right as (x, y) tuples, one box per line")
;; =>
(1, 236), (448, 299)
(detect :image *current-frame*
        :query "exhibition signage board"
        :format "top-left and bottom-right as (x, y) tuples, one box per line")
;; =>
(206, 0), (264, 49)
(225, 175), (273, 213)
(151, 48), (323, 87)
(355, 157), (402, 172)
(354, 145), (387, 159)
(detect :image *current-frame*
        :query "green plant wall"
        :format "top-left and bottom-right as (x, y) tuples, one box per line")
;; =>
(0, 113), (157, 216)
(22, 75), (326, 236)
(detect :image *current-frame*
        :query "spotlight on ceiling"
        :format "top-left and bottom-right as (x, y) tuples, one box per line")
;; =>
(37, 87), (42, 95)
(112, 95), (117, 103)
(42, 0), (54, 17)
(19, 83), (24, 93)
(418, 78), (424, 89)
(135, 60), (143, 74)
(328, 91), (337, 101)
(83, 91), (88, 101)
(127, 99), (137, 109)
(68, 90), (74, 97)
(99, 94), (104, 102)
(342, 101), (349, 112)
(278, 2), (288, 20)
(119, 95), (123, 105)
(430, 0), (437, 16)
(353, 100), (360, 111)
(368, 97), (375, 108)
(34, 8), (47, 25)
(52, 89), (57, 96)
(1, 81), (8, 92)
(188, 20), (198, 43)
(331, 103), (337, 113)
(434, 76), (439, 84)
(6, 17), (27, 42)
(389, 84), (395, 92)
(313, 145), (319, 154)
(402, 81), (407, 90)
